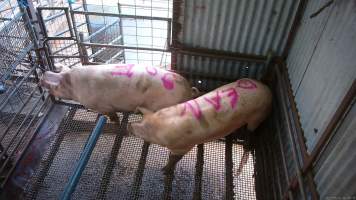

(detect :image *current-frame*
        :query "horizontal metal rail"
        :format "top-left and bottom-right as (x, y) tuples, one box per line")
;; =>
(61, 115), (107, 200)
(82, 42), (168, 52)
(72, 10), (171, 22)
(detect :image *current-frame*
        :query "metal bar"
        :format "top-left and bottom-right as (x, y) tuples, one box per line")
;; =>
(276, 67), (307, 200)
(166, 19), (172, 47)
(105, 50), (124, 64)
(193, 144), (204, 200)
(277, 61), (319, 199)
(49, 55), (81, 58)
(278, 62), (309, 162)
(225, 135), (234, 200)
(51, 42), (77, 55)
(88, 35), (123, 59)
(43, 10), (66, 22)
(82, 20), (119, 42)
(273, 108), (294, 200)
(174, 47), (267, 63)
(130, 141), (150, 200)
(96, 113), (128, 199)
(117, 3), (126, 63)
(37, 7), (68, 10)
(82, 42), (168, 52)
(72, 10), (171, 21)
(282, 0), (308, 59)
(60, 115), (107, 200)
(46, 36), (73, 40)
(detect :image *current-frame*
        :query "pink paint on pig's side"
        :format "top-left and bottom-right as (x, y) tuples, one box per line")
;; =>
(161, 73), (175, 90)
(222, 88), (239, 109)
(180, 100), (202, 119)
(204, 91), (221, 111)
(111, 64), (135, 77)
(236, 79), (257, 90)
(145, 66), (158, 76)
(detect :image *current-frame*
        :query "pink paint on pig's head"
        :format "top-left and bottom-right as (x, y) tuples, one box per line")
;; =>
(161, 73), (175, 90)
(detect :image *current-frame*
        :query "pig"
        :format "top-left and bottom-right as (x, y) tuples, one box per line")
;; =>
(129, 78), (272, 175)
(40, 63), (199, 121)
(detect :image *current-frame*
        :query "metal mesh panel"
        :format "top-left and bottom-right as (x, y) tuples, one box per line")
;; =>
(24, 107), (256, 199)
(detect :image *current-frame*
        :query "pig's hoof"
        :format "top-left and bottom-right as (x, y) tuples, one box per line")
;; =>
(162, 166), (174, 175)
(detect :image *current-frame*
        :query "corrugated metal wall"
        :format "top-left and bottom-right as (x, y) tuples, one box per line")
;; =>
(174, 0), (301, 90)
(286, 0), (356, 151)
(313, 102), (356, 199)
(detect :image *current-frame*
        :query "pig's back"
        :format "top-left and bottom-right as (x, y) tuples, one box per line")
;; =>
(161, 79), (272, 149)
(68, 65), (192, 112)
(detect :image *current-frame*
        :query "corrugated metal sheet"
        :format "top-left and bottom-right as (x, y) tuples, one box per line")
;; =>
(174, 0), (300, 90)
(286, 0), (356, 151)
(313, 102), (356, 199)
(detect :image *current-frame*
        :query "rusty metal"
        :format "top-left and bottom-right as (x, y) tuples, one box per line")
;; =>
(282, 0), (309, 59)
(275, 60), (319, 200)
(303, 79), (356, 173)
(275, 65), (307, 200)
(171, 0), (183, 69)
(173, 46), (267, 63)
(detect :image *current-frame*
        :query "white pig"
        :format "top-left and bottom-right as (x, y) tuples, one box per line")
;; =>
(40, 63), (199, 119)
(129, 78), (272, 174)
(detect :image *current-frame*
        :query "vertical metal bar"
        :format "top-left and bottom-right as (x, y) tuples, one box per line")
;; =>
(193, 144), (204, 200)
(276, 68), (307, 200)
(130, 141), (150, 200)
(96, 113), (128, 199)
(60, 116), (107, 200)
(79, 32), (89, 64)
(225, 135), (234, 200)
(117, 2), (126, 63)
(273, 108), (294, 200)
(68, 3), (84, 64)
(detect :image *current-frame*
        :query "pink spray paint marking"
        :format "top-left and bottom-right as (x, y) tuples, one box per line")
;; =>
(236, 79), (257, 90)
(204, 91), (222, 111)
(222, 88), (239, 109)
(161, 72), (175, 90)
(111, 64), (135, 78)
(145, 66), (158, 76)
(180, 100), (202, 120)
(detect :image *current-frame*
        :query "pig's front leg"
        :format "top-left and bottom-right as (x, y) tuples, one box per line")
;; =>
(162, 153), (184, 175)
(105, 112), (120, 123)
(235, 125), (254, 177)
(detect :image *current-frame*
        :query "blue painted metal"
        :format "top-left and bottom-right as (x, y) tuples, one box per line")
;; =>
(60, 115), (107, 200)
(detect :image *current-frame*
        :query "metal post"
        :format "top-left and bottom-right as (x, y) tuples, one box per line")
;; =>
(60, 116), (107, 200)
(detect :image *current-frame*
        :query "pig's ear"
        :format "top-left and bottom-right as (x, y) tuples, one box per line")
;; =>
(135, 107), (153, 116)
(54, 63), (70, 73)
(191, 87), (200, 98)
(40, 71), (62, 89)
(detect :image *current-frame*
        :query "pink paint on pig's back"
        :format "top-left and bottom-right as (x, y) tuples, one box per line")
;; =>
(161, 73), (175, 90)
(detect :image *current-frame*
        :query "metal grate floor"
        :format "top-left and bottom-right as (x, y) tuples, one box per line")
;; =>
(24, 107), (256, 200)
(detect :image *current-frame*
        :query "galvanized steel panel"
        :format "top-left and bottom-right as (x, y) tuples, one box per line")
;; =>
(286, 0), (334, 93)
(174, 0), (300, 88)
(287, 0), (356, 151)
(313, 103), (356, 199)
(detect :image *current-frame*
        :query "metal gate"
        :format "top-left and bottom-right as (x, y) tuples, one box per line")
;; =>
(36, 2), (172, 69)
